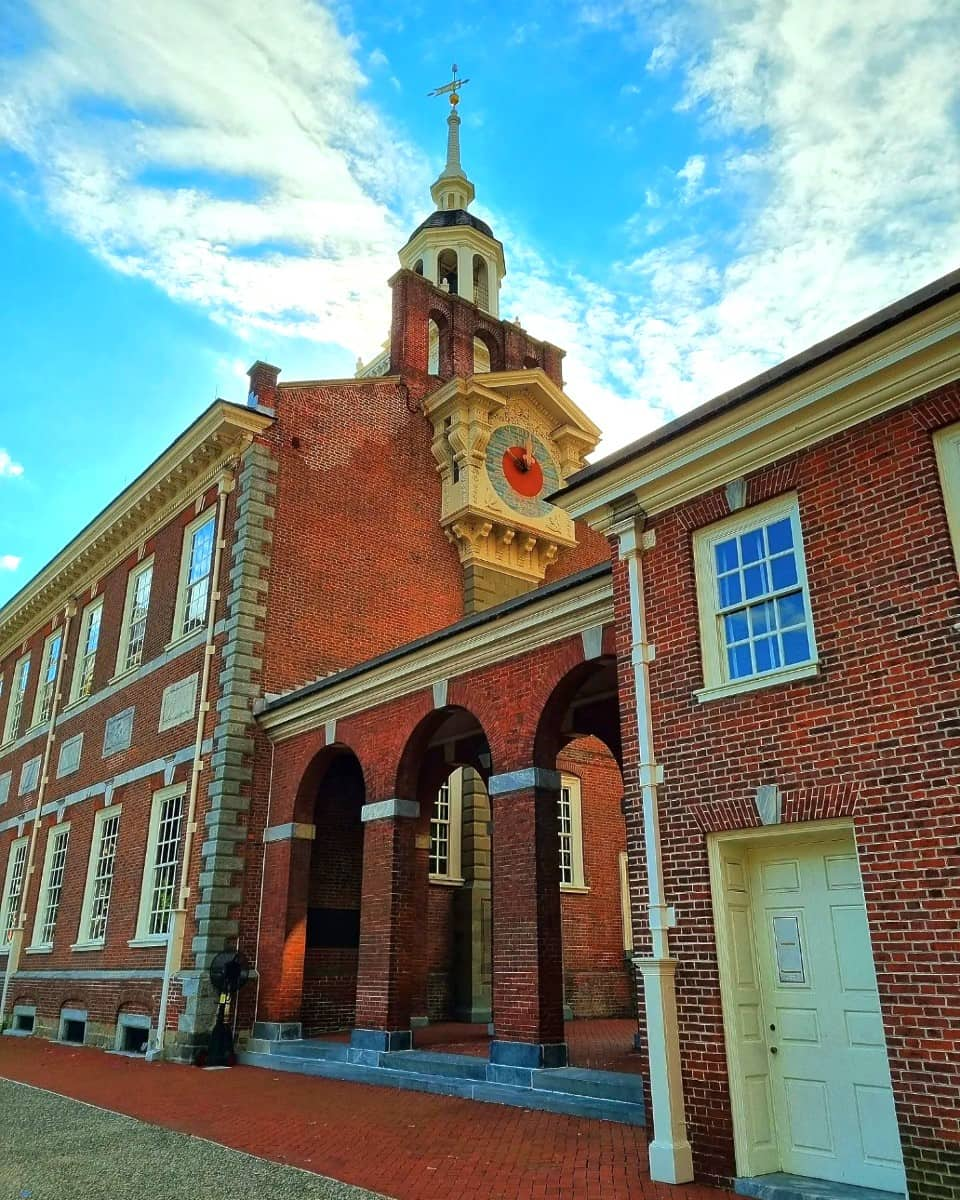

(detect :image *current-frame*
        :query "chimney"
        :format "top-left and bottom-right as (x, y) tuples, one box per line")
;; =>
(247, 361), (281, 409)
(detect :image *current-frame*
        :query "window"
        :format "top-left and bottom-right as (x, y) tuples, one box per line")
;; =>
(618, 851), (634, 953)
(76, 805), (121, 945)
(0, 837), (29, 948)
(3, 655), (30, 744)
(694, 494), (817, 700)
(71, 598), (103, 702)
(558, 774), (586, 890)
(117, 558), (153, 675)
(134, 785), (185, 940)
(31, 824), (70, 948)
(934, 423), (960, 569)
(429, 768), (463, 882)
(174, 512), (216, 639)
(32, 629), (63, 727)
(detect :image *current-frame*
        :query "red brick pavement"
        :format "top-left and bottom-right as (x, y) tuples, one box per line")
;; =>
(0, 1037), (731, 1200)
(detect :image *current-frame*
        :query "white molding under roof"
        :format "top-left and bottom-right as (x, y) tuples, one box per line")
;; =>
(558, 291), (960, 527)
(0, 401), (272, 662)
(258, 568), (613, 744)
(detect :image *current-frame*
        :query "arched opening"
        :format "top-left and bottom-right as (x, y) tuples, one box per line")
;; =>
(298, 747), (366, 1036)
(472, 255), (489, 312)
(534, 657), (639, 1073)
(472, 337), (491, 373)
(396, 706), (493, 1044)
(427, 309), (451, 378)
(413, 258), (424, 276)
(522, 355), (540, 370)
(437, 249), (458, 295)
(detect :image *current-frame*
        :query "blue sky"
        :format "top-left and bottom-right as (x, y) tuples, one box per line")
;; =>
(1, 0), (958, 605)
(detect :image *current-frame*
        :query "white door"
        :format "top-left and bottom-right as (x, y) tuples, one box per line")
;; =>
(749, 836), (906, 1192)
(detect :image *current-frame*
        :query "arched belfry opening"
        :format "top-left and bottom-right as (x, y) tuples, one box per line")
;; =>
(296, 747), (366, 1036)
(437, 249), (458, 295)
(473, 255), (489, 311)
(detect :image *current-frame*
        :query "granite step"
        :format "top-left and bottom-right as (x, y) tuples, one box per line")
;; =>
(380, 1050), (488, 1081)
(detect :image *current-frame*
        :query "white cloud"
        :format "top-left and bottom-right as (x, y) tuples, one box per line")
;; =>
(1, 0), (958, 464)
(676, 154), (706, 202)
(0, 555), (21, 572)
(0, 450), (24, 478)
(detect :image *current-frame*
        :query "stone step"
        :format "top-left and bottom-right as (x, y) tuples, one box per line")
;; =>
(531, 1066), (645, 1104)
(735, 1174), (906, 1200)
(380, 1050), (488, 1081)
(236, 1048), (646, 1127)
(269, 1039), (351, 1063)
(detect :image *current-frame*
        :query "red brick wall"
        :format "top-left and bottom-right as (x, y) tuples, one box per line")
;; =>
(0, 481), (231, 1033)
(613, 383), (960, 1191)
(558, 737), (631, 1018)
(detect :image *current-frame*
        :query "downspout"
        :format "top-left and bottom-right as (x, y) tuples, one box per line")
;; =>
(151, 465), (236, 1059)
(0, 599), (76, 1027)
(612, 503), (694, 1185)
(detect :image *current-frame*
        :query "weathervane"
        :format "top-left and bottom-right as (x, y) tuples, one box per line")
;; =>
(428, 63), (470, 107)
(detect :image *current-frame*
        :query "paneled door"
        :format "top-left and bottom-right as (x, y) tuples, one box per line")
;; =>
(748, 835), (905, 1192)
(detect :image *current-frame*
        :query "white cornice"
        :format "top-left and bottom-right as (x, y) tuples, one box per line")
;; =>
(0, 402), (273, 661)
(561, 298), (960, 527)
(258, 570), (614, 743)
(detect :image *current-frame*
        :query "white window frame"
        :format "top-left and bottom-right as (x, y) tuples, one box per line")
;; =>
(694, 492), (819, 702)
(618, 850), (634, 952)
(132, 784), (186, 944)
(115, 557), (154, 677)
(74, 804), (122, 948)
(32, 628), (63, 728)
(934, 422), (960, 570)
(29, 823), (71, 950)
(429, 768), (464, 884)
(0, 836), (29, 951)
(559, 773), (587, 892)
(3, 654), (31, 745)
(171, 510), (216, 643)
(70, 597), (104, 704)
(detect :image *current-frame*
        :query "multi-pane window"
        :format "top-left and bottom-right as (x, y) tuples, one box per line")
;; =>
(83, 809), (121, 943)
(138, 788), (184, 939)
(72, 599), (103, 702)
(0, 838), (29, 944)
(430, 779), (452, 876)
(180, 515), (215, 636)
(3, 655), (30, 744)
(429, 769), (463, 882)
(557, 775), (585, 889)
(33, 630), (63, 726)
(695, 496), (817, 695)
(558, 784), (574, 885)
(118, 560), (153, 674)
(33, 826), (70, 947)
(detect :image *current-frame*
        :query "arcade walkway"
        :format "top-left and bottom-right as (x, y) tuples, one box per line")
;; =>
(0, 1035), (732, 1200)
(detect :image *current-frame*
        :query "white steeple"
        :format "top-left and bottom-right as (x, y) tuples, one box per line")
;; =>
(397, 65), (505, 317)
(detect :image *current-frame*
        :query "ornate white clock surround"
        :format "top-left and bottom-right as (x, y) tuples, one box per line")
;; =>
(423, 368), (601, 586)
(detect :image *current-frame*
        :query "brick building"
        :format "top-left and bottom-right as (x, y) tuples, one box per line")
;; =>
(0, 94), (632, 1079)
(2, 84), (958, 1200)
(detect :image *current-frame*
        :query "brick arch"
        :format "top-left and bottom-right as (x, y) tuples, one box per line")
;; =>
(292, 742), (369, 826)
(427, 306), (453, 378)
(116, 993), (156, 1021)
(394, 703), (493, 803)
(533, 655), (622, 771)
(471, 326), (502, 372)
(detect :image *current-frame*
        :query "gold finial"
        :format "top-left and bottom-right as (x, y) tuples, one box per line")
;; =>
(428, 63), (470, 107)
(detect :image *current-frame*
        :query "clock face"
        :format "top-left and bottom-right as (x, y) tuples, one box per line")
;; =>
(485, 424), (560, 518)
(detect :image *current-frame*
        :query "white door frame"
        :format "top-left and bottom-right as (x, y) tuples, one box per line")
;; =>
(708, 817), (887, 1180)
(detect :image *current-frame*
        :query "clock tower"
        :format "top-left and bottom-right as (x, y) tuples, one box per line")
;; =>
(380, 68), (602, 612)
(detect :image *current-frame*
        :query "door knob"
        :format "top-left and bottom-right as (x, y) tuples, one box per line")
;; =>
(769, 1046), (778, 1055)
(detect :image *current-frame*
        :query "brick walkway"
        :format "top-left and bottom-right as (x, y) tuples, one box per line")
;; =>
(0, 1038), (732, 1200)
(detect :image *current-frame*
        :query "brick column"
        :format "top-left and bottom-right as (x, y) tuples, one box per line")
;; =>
(351, 798), (421, 1053)
(487, 768), (567, 1073)
(253, 823), (314, 1032)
